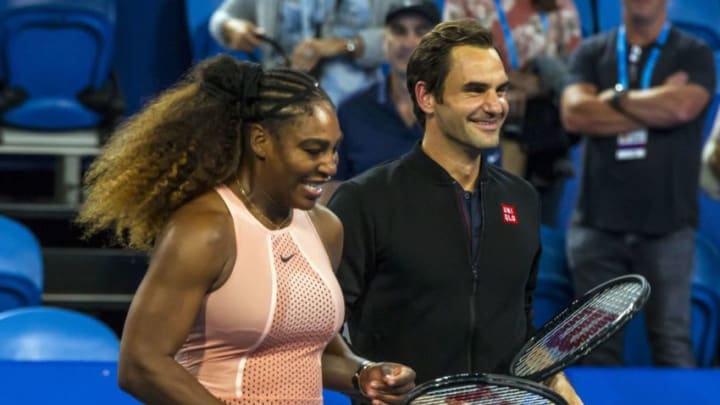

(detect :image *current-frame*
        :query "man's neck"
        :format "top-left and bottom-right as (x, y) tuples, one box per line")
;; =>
(421, 128), (482, 191)
(625, 13), (667, 46)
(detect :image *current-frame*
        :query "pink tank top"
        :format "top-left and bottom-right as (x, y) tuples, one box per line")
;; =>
(175, 186), (345, 404)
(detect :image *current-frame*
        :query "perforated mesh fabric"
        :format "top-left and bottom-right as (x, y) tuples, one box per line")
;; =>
(230, 233), (337, 404)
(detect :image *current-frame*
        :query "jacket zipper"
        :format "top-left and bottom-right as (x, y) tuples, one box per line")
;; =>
(467, 179), (486, 372)
(467, 265), (478, 371)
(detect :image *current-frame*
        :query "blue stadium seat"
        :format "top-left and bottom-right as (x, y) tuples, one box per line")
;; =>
(0, 1), (123, 204)
(668, 0), (720, 50)
(624, 234), (720, 366)
(184, 0), (255, 63)
(0, 306), (119, 361)
(622, 310), (651, 366)
(0, 0), (119, 130)
(0, 214), (42, 311)
(690, 234), (720, 366)
(533, 226), (574, 327)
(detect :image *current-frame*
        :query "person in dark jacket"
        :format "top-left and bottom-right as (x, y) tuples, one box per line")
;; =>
(327, 18), (582, 405)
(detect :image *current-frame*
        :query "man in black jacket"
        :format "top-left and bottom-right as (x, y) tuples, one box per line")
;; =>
(327, 18), (581, 404)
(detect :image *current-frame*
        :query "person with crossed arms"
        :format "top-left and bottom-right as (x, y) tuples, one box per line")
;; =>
(560, 0), (716, 366)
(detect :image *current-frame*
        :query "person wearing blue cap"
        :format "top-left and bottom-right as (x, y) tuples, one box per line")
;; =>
(333, 1), (440, 184)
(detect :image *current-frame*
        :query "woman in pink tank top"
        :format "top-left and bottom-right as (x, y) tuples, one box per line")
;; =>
(77, 54), (415, 405)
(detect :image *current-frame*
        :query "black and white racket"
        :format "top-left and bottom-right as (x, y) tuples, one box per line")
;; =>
(404, 373), (568, 405)
(510, 274), (650, 381)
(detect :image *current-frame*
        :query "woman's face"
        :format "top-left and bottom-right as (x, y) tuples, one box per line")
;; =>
(264, 101), (342, 211)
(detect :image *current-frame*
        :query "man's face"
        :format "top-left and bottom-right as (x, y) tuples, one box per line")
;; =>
(384, 14), (434, 77)
(623, 0), (667, 25)
(432, 46), (510, 151)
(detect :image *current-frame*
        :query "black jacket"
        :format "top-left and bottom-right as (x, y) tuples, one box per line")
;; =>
(328, 144), (541, 384)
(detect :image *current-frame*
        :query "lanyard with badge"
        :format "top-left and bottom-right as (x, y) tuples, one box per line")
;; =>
(614, 23), (671, 161)
(493, 0), (549, 70)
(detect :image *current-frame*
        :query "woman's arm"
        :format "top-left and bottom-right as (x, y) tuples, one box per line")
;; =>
(118, 197), (235, 405)
(310, 206), (416, 404)
(322, 335), (415, 404)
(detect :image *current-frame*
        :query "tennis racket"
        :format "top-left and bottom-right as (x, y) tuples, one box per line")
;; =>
(509, 274), (650, 381)
(404, 373), (568, 405)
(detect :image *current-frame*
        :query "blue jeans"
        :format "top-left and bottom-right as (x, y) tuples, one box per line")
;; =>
(566, 225), (696, 366)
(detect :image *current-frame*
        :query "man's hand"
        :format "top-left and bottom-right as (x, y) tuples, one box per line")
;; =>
(597, 87), (614, 103)
(222, 19), (264, 52)
(291, 38), (352, 72)
(504, 70), (542, 130)
(664, 70), (689, 87)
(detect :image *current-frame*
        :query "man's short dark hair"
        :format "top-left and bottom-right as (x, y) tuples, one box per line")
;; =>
(406, 19), (495, 127)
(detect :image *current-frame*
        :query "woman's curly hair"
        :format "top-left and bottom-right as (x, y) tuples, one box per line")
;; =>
(76, 55), (330, 251)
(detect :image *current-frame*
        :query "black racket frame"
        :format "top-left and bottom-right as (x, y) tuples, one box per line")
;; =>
(509, 274), (651, 381)
(404, 372), (568, 405)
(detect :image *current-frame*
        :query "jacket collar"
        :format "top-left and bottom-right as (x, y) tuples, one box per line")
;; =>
(404, 141), (490, 187)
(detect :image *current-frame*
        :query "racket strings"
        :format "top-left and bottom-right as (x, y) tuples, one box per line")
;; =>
(409, 383), (558, 404)
(513, 282), (644, 377)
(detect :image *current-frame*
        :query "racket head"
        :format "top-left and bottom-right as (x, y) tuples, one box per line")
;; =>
(404, 373), (568, 405)
(510, 274), (650, 381)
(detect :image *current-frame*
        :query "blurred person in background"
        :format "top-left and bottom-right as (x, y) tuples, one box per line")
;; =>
(561, 0), (715, 366)
(701, 114), (720, 199)
(333, 1), (439, 183)
(210, 0), (414, 106)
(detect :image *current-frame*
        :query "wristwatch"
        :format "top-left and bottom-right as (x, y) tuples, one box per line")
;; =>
(345, 38), (358, 55)
(609, 83), (628, 112)
(351, 360), (373, 393)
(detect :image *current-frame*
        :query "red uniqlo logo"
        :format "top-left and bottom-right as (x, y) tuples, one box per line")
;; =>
(501, 203), (518, 224)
